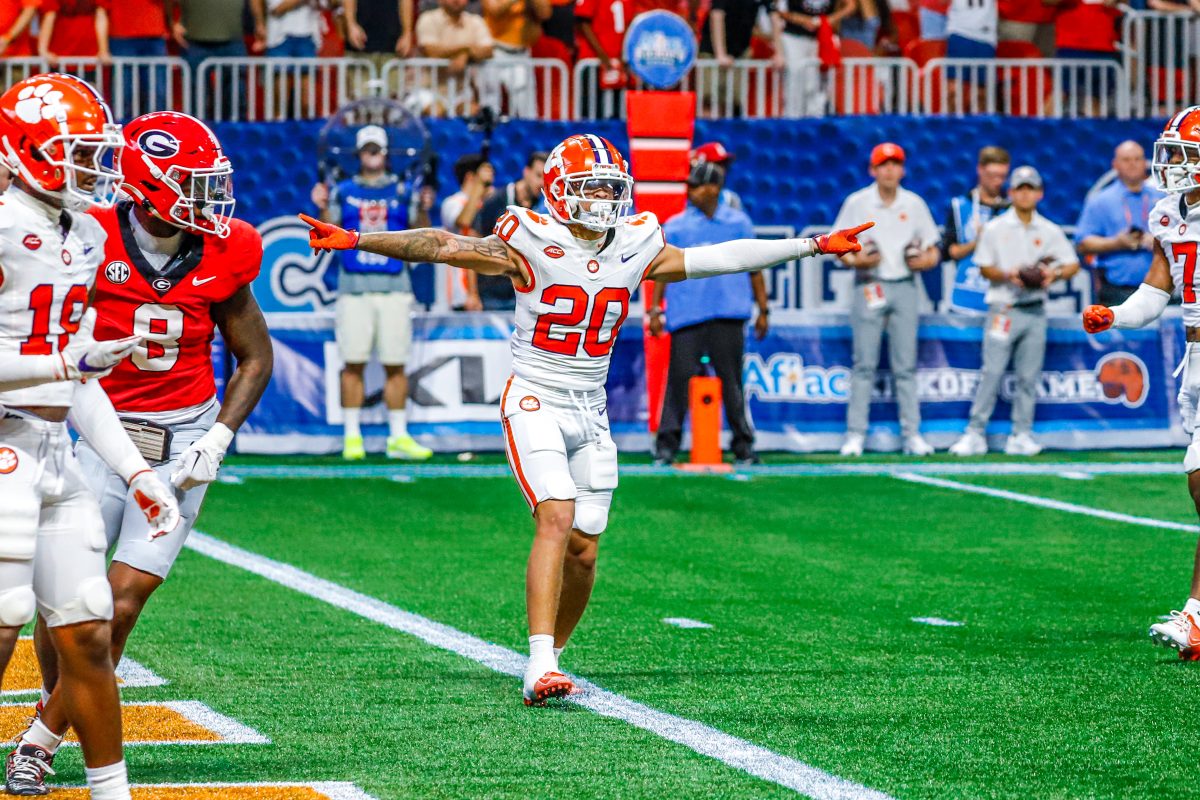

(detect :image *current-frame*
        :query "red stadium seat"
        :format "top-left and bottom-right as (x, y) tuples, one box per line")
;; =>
(904, 38), (946, 68)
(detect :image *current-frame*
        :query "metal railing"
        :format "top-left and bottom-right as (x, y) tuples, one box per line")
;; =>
(0, 57), (191, 119)
(920, 57), (1128, 118)
(195, 57), (376, 122)
(1122, 9), (1199, 119)
(380, 56), (568, 119)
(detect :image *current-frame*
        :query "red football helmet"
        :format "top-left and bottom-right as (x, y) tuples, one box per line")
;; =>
(120, 111), (234, 237)
(543, 134), (633, 231)
(0, 73), (122, 208)
(1154, 106), (1200, 193)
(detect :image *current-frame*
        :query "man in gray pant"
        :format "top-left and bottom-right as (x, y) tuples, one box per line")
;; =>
(834, 143), (942, 457)
(949, 165), (1080, 457)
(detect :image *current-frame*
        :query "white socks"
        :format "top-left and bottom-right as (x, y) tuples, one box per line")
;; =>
(529, 634), (555, 672)
(22, 719), (63, 754)
(343, 407), (361, 438)
(1185, 598), (1200, 616)
(388, 409), (407, 438)
(553, 646), (563, 660)
(85, 760), (130, 800)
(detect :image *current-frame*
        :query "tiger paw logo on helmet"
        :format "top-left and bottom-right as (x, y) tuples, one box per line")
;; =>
(14, 83), (66, 125)
(1095, 352), (1149, 409)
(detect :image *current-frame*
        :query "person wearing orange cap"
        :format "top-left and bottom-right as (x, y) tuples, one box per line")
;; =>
(691, 141), (744, 210)
(832, 142), (941, 457)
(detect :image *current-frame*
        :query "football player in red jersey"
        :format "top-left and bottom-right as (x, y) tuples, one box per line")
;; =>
(8, 111), (273, 793)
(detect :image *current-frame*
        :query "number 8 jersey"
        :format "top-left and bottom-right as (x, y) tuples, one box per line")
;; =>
(89, 201), (262, 413)
(499, 205), (665, 392)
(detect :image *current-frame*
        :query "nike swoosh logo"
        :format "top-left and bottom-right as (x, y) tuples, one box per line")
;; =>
(83, 245), (94, 255)
(193, 276), (217, 286)
(621, 253), (636, 263)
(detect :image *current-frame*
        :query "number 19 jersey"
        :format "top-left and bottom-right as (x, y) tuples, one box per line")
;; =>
(1150, 194), (1200, 327)
(498, 206), (665, 392)
(89, 202), (262, 413)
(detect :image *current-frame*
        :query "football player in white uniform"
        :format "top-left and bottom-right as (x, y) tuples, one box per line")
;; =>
(0, 74), (179, 799)
(1084, 107), (1200, 657)
(302, 133), (872, 704)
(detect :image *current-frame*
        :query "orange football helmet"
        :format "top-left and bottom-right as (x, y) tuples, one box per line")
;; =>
(543, 134), (633, 231)
(0, 73), (122, 208)
(1154, 106), (1200, 193)
(121, 112), (235, 238)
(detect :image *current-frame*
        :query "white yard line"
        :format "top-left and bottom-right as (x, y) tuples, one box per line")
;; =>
(186, 531), (894, 800)
(0, 700), (269, 746)
(662, 617), (714, 629)
(46, 783), (376, 799)
(910, 617), (965, 627)
(893, 472), (1200, 533)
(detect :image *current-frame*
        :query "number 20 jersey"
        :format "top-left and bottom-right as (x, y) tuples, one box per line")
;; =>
(1150, 194), (1200, 327)
(499, 206), (665, 392)
(89, 202), (262, 413)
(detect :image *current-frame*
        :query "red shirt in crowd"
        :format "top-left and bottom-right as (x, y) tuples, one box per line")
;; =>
(0, 0), (39, 55)
(998, 0), (1056, 24)
(108, 0), (165, 39)
(576, 0), (631, 61)
(1055, 0), (1120, 52)
(40, 0), (110, 56)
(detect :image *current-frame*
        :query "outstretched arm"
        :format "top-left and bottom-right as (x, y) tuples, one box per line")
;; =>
(646, 222), (874, 283)
(1083, 239), (1174, 333)
(300, 213), (526, 282)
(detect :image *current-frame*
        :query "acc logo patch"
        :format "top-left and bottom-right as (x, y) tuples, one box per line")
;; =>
(0, 447), (18, 474)
(22, 234), (40, 251)
(586, 259), (600, 274)
(544, 246), (565, 259)
(61, 249), (71, 265)
(105, 261), (130, 284)
(519, 396), (541, 411)
(1095, 352), (1149, 409)
(152, 277), (172, 292)
(138, 129), (180, 159)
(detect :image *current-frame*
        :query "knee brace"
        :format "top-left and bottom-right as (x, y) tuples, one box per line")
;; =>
(573, 493), (612, 536)
(0, 585), (35, 627)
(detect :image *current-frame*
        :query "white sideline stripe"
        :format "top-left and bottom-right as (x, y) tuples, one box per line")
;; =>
(0, 700), (269, 746)
(1056, 471), (1094, 481)
(662, 617), (714, 629)
(894, 472), (1200, 533)
(51, 783), (376, 799)
(0, 638), (166, 697)
(186, 531), (894, 800)
(911, 617), (964, 627)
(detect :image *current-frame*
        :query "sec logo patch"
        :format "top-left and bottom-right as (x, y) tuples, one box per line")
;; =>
(544, 246), (565, 259)
(105, 261), (130, 284)
(587, 259), (600, 274)
(0, 447), (18, 474)
(519, 396), (541, 412)
(22, 234), (40, 250)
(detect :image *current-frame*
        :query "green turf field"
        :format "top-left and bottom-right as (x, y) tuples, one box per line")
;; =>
(45, 451), (1200, 799)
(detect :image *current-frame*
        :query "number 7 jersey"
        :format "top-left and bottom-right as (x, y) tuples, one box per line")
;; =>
(89, 201), (262, 413)
(498, 205), (665, 392)
(1151, 194), (1200, 325)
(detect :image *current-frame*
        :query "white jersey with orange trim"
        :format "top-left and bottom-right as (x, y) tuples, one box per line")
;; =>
(497, 205), (665, 392)
(0, 187), (107, 408)
(1150, 193), (1200, 327)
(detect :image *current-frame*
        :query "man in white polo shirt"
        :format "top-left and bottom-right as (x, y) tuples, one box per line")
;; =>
(833, 142), (942, 457)
(949, 165), (1079, 457)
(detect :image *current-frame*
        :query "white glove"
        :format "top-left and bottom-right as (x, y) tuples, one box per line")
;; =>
(171, 422), (234, 490)
(129, 470), (181, 540)
(58, 308), (140, 382)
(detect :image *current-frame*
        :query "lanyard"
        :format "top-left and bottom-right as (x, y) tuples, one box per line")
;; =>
(1122, 188), (1150, 229)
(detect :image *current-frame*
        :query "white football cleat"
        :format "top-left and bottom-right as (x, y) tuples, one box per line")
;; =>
(839, 433), (865, 457)
(949, 430), (987, 457)
(1149, 609), (1200, 655)
(903, 435), (935, 456)
(1004, 432), (1043, 456)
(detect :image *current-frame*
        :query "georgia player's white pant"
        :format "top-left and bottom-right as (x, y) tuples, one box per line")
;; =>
(500, 375), (618, 535)
(0, 413), (112, 629)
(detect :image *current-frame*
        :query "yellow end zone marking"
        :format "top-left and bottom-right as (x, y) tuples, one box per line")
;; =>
(1, 638), (166, 696)
(44, 783), (375, 799)
(0, 701), (269, 746)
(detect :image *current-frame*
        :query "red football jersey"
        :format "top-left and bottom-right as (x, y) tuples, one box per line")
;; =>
(575, 0), (631, 61)
(89, 203), (262, 413)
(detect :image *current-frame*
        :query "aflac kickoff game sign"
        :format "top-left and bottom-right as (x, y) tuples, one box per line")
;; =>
(622, 10), (697, 90)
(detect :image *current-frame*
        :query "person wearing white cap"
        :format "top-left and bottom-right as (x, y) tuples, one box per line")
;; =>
(320, 124), (434, 461)
(949, 165), (1079, 457)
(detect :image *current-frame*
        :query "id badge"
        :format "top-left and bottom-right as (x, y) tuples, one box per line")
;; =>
(863, 282), (887, 310)
(987, 313), (1012, 342)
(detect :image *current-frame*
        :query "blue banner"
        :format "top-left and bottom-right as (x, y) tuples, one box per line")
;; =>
(231, 312), (1185, 454)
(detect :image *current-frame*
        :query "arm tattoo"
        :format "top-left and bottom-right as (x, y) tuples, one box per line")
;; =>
(358, 228), (514, 273)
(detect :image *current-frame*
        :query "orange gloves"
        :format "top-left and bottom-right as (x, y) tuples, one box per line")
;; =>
(815, 222), (874, 256)
(299, 213), (360, 252)
(1082, 305), (1115, 334)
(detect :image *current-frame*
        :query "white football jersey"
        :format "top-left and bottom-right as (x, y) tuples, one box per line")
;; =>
(1150, 194), (1200, 327)
(0, 187), (107, 407)
(500, 206), (664, 392)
